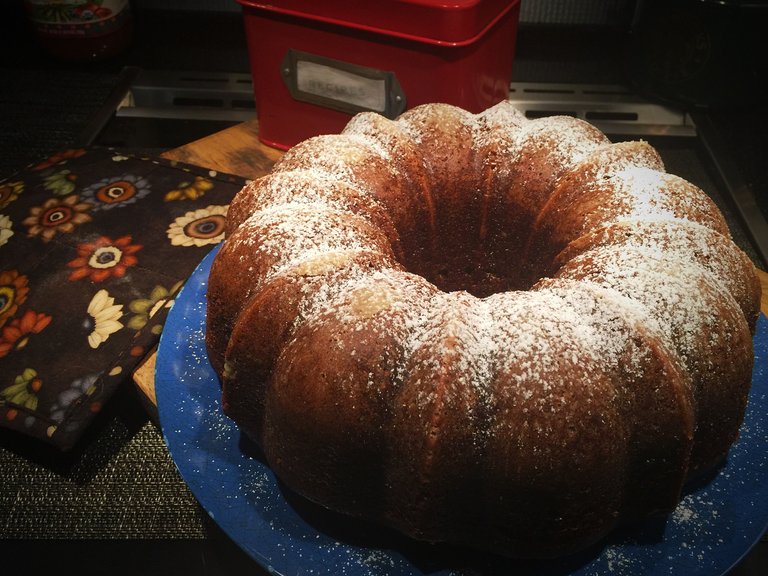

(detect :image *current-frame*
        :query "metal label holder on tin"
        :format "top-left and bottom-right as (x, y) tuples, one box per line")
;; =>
(281, 49), (406, 118)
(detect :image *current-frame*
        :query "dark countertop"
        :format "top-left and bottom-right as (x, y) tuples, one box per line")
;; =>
(1, 5), (766, 575)
(0, 6), (252, 176)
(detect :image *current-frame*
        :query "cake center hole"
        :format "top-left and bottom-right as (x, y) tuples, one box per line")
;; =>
(403, 235), (542, 298)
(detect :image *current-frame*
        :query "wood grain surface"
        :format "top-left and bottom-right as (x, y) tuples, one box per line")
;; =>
(162, 118), (284, 180)
(133, 119), (768, 408)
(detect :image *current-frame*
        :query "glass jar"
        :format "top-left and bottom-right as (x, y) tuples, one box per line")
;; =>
(24, 0), (133, 63)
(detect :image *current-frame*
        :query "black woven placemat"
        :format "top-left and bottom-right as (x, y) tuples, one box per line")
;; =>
(0, 68), (120, 178)
(0, 382), (206, 538)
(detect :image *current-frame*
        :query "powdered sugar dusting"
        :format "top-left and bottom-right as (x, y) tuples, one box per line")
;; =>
(515, 115), (609, 168)
(486, 280), (650, 392)
(587, 166), (729, 234)
(403, 291), (498, 408)
(557, 243), (736, 359)
(557, 219), (759, 328)
(231, 202), (396, 286)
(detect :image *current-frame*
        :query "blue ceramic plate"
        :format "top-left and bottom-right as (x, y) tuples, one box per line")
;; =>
(156, 245), (768, 576)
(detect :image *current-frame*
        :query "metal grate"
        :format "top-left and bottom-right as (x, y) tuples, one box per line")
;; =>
(115, 68), (256, 122)
(95, 71), (697, 138)
(507, 82), (696, 137)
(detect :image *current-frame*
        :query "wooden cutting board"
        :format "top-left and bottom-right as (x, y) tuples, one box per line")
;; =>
(132, 119), (768, 409)
(161, 118), (284, 180)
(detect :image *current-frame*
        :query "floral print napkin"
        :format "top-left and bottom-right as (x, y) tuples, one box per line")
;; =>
(0, 148), (246, 450)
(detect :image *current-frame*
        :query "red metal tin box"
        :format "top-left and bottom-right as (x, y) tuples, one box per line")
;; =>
(237, 0), (521, 150)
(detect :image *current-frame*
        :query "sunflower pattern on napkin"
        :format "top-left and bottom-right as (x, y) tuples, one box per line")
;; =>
(0, 148), (245, 450)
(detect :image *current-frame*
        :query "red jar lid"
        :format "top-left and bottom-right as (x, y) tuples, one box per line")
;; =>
(236, 0), (520, 46)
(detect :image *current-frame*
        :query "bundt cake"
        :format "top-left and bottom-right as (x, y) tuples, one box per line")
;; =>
(204, 101), (761, 559)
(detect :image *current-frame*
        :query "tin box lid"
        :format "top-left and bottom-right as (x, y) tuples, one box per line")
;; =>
(236, 0), (520, 46)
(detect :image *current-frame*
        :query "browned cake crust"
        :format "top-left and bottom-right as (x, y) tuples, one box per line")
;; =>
(205, 101), (761, 559)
